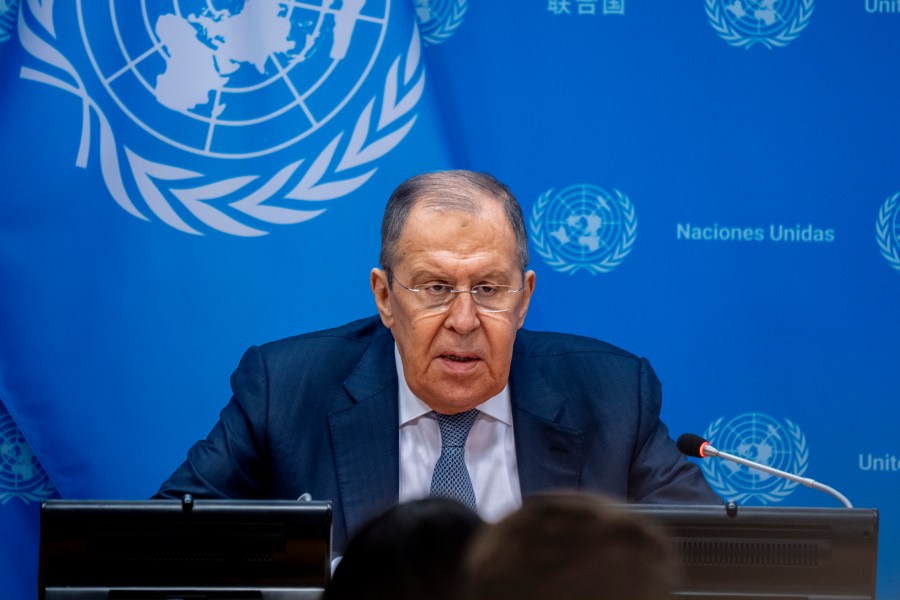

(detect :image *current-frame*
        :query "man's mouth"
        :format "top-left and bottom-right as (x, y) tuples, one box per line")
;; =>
(442, 354), (478, 363)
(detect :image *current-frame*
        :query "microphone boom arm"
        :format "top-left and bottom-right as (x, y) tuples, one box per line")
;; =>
(704, 443), (853, 508)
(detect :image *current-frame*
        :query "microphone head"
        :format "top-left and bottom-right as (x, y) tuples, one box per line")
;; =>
(677, 433), (710, 458)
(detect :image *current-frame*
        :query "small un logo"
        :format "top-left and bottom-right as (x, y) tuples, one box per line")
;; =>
(414, 0), (467, 45)
(20, 1), (424, 236)
(706, 0), (814, 49)
(700, 413), (809, 505)
(530, 184), (637, 275)
(0, 0), (17, 42)
(877, 192), (900, 273)
(0, 411), (57, 504)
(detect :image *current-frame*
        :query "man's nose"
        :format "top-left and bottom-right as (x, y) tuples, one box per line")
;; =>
(443, 290), (481, 333)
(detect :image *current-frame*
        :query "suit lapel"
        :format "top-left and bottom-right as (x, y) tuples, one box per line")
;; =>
(328, 328), (399, 536)
(509, 338), (585, 495)
(327, 327), (586, 530)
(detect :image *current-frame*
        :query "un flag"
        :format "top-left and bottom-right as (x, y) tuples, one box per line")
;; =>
(0, 2), (450, 598)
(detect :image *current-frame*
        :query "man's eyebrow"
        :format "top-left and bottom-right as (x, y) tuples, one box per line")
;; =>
(406, 268), (515, 284)
(476, 269), (514, 282)
(405, 268), (448, 282)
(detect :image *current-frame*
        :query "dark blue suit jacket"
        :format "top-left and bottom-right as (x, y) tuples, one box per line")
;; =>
(156, 316), (719, 552)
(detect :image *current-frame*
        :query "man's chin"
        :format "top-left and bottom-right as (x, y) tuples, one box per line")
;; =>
(419, 384), (499, 415)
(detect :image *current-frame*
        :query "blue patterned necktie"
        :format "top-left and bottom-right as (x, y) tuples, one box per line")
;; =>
(430, 409), (479, 511)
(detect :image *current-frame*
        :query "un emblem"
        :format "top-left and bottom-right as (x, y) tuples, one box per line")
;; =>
(19, 1), (424, 236)
(0, 410), (57, 504)
(0, 0), (17, 42)
(706, 0), (814, 49)
(530, 184), (637, 275)
(877, 192), (900, 273)
(414, 0), (467, 45)
(700, 413), (809, 505)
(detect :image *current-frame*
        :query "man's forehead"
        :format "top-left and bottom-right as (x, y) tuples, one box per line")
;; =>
(414, 188), (495, 214)
(402, 201), (512, 242)
(394, 202), (518, 267)
(408, 192), (508, 226)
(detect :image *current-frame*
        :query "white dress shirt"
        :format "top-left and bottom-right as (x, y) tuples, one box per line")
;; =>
(395, 344), (522, 523)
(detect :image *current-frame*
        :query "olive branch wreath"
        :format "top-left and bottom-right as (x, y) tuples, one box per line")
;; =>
(0, 415), (57, 505)
(0, 0), (18, 42)
(419, 0), (467, 46)
(530, 187), (637, 275)
(18, 1), (425, 236)
(0, 475), (57, 504)
(705, 0), (814, 49)
(701, 416), (809, 505)
(876, 192), (900, 272)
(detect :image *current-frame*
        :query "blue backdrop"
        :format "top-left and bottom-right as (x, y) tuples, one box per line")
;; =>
(2, 1), (898, 598)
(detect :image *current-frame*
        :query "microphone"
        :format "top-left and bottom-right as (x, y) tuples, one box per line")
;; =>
(677, 433), (853, 508)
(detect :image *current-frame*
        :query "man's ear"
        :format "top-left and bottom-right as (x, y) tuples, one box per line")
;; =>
(371, 268), (394, 328)
(514, 270), (536, 329)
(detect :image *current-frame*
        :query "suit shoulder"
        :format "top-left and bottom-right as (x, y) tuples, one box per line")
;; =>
(515, 328), (641, 363)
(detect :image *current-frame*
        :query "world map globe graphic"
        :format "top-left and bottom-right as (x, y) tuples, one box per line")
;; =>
(720, 0), (801, 37)
(76, 0), (390, 158)
(544, 185), (626, 264)
(0, 413), (50, 496)
(414, 0), (453, 34)
(713, 413), (799, 493)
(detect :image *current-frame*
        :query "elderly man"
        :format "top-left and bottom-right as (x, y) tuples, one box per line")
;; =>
(156, 170), (719, 553)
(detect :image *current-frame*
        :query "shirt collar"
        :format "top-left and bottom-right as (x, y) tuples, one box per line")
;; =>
(395, 343), (512, 426)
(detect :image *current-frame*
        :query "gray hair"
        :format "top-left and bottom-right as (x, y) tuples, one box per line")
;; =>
(379, 170), (529, 278)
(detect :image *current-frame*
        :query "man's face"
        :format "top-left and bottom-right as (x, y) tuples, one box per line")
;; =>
(371, 198), (535, 414)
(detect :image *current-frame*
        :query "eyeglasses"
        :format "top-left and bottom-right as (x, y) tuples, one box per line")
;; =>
(391, 276), (525, 313)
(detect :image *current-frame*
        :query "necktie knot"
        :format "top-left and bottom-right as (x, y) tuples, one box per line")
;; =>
(435, 409), (480, 447)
